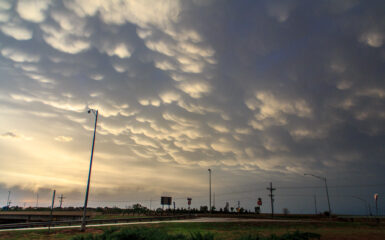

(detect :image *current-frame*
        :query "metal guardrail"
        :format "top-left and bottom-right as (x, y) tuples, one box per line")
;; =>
(0, 215), (195, 230)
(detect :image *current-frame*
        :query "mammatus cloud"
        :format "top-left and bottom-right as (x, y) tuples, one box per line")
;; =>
(0, 23), (33, 40)
(16, 0), (51, 23)
(1, 48), (40, 62)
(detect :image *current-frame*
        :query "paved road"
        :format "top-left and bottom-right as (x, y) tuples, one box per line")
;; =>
(0, 217), (304, 232)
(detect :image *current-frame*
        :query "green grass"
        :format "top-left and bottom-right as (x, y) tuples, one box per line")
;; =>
(69, 228), (320, 240)
(0, 221), (384, 240)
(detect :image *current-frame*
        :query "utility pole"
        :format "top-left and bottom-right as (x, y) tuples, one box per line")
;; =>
(267, 182), (276, 218)
(314, 195), (318, 215)
(58, 194), (65, 208)
(6, 191), (11, 210)
(81, 109), (98, 232)
(150, 198), (152, 210)
(208, 169), (211, 213)
(213, 192), (215, 210)
(36, 193), (39, 208)
(49, 190), (56, 231)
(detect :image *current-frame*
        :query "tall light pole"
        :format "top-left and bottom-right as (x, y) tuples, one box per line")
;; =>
(352, 196), (370, 216)
(6, 191), (11, 210)
(208, 169), (211, 213)
(304, 173), (331, 216)
(81, 109), (98, 232)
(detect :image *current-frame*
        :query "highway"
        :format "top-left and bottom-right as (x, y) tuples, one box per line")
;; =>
(0, 217), (304, 232)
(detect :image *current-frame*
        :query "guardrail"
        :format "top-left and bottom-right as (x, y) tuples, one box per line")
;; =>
(0, 215), (195, 230)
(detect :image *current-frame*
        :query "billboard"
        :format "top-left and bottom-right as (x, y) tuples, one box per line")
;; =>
(161, 196), (172, 205)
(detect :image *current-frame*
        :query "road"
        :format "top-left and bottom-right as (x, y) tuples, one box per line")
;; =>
(0, 217), (306, 232)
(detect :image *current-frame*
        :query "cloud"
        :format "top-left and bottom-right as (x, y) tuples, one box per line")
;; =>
(0, 1), (12, 11)
(54, 136), (73, 142)
(0, 23), (33, 40)
(1, 48), (40, 62)
(105, 43), (131, 58)
(360, 31), (384, 48)
(0, 131), (32, 141)
(246, 91), (312, 130)
(159, 91), (181, 104)
(266, 0), (296, 22)
(40, 24), (91, 54)
(11, 93), (86, 112)
(0, 12), (10, 22)
(89, 73), (104, 81)
(177, 81), (211, 98)
(16, 0), (51, 23)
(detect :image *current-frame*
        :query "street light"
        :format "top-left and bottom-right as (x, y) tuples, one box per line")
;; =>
(81, 109), (98, 232)
(351, 196), (371, 216)
(208, 169), (211, 213)
(304, 173), (331, 216)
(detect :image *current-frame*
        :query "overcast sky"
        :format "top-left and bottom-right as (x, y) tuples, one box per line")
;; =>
(0, 0), (384, 215)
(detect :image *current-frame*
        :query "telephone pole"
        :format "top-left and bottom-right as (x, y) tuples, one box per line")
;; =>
(314, 195), (318, 215)
(36, 193), (39, 208)
(58, 194), (65, 208)
(208, 169), (211, 212)
(267, 182), (276, 218)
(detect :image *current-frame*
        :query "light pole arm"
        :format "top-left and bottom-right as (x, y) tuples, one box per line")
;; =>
(304, 173), (332, 216)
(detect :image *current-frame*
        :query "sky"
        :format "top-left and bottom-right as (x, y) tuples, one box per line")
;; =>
(0, 0), (384, 215)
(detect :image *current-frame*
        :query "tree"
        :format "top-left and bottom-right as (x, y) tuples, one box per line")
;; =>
(255, 206), (260, 214)
(283, 208), (289, 215)
(200, 206), (208, 212)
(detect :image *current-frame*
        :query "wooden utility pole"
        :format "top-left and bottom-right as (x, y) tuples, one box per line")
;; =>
(58, 194), (65, 208)
(267, 182), (276, 218)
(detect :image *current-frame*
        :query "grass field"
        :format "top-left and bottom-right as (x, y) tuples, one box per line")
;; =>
(0, 221), (384, 240)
